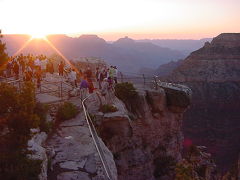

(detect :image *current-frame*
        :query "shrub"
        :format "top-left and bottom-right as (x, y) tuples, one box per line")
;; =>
(175, 161), (195, 180)
(56, 102), (78, 121)
(99, 104), (118, 113)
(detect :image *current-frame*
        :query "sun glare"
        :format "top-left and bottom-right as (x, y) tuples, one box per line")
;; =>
(31, 33), (47, 39)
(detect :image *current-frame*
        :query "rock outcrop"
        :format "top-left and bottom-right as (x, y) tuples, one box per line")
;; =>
(89, 87), (191, 180)
(168, 33), (240, 171)
(27, 130), (48, 180)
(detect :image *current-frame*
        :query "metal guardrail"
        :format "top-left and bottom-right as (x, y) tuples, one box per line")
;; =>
(82, 94), (112, 180)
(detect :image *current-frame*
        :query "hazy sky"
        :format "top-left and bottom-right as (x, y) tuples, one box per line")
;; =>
(0, 0), (240, 40)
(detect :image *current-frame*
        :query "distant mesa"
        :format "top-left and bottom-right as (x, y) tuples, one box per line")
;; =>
(113, 36), (135, 45)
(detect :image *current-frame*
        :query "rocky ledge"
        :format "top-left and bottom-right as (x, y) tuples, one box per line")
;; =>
(88, 86), (191, 180)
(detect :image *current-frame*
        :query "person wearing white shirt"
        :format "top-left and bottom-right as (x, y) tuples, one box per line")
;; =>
(69, 69), (77, 88)
(34, 58), (41, 69)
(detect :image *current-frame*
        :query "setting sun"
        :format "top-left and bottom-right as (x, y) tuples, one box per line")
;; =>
(31, 33), (47, 39)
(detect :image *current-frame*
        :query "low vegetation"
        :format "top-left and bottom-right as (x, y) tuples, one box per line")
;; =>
(153, 155), (176, 178)
(34, 103), (51, 133)
(114, 82), (138, 102)
(56, 102), (78, 121)
(99, 104), (118, 113)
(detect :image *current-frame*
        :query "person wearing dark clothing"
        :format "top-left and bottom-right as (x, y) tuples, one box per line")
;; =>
(24, 71), (32, 82)
(88, 78), (94, 94)
(80, 77), (89, 100)
(84, 67), (92, 80)
(35, 67), (42, 89)
(49, 61), (54, 74)
(13, 62), (19, 80)
(6, 61), (12, 78)
(58, 61), (64, 76)
(20, 59), (26, 74)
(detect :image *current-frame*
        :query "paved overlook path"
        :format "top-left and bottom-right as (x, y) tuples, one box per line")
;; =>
(45, 97), (115, 180)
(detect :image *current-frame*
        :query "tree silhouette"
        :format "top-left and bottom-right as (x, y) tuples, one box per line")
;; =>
(0, 30), (8, 67)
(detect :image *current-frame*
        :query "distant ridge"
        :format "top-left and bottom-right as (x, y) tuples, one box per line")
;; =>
(2, 34), (186, 72)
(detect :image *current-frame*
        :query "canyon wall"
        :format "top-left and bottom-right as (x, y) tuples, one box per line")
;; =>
(168, 33), (240, 171)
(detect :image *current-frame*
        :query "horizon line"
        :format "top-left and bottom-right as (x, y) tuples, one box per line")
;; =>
(1, 33), (213, 41)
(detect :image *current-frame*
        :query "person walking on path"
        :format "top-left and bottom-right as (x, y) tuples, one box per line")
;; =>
(80, 76), (89, 100)
(69, 68), (77, 88)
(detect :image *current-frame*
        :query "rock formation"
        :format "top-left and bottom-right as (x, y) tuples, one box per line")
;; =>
(88, 86), (191, 180)
(168, 33), (240, 171)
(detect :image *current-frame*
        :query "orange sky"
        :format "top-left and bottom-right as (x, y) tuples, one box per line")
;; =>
(0, 0), (240, 40)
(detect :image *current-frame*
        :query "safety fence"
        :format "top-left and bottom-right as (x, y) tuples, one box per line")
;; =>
(0, 70), (191, 102)
(0, 77), (74, 101)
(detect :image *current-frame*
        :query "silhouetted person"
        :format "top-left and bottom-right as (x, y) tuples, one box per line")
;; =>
(58, 61), (64, 76)
(13, 62), (19, 80)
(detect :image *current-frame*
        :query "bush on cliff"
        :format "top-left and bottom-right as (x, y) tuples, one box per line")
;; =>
(99, 104), (118, 113)
(114, 82), (140, 115)
(154, 155), (176, 178)
(56, 102), (78, 121)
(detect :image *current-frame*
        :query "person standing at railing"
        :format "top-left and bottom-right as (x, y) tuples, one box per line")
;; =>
(101, 77), (114, 104)
(109, 66), (114, 80)
(34, 56), (41, 70)
(58, 61), (64, 76)
(96, 67), (104, 89)
(84, 66), (92, 80)
(24, 71), (32, 82)
(35, 67), (42, 89)
(47, 60), (54, 74)
(6, 60), (12, 78)
(13, 61), (19, 80)
(19, 57), (26, 75)
(40, 57), (48, 78)
(113, 66), (118, 84)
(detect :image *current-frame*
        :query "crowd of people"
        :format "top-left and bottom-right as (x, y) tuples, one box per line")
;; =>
(1, 54), (119, 102)
(77, 65), (119, 101)
(3, 54), (54, 88)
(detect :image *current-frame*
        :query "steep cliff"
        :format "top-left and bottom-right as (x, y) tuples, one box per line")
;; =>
(89, 86), (191, 180)
(168, 33), (240, 171)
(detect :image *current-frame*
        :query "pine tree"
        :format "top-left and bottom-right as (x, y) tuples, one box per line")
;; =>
(0, 30), (8, 67)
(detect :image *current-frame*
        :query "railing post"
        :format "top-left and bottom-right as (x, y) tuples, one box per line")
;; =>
(60, 81), (63, 98)
(120, 72), (123, 83)
(18, 81), (20, 90)
(39, 81), (42, 93)
(142, 74), (145, 87)
(154, 76), (158, 90)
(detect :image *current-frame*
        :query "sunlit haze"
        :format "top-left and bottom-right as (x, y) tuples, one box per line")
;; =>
(1, 0), (240, 40)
